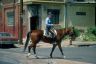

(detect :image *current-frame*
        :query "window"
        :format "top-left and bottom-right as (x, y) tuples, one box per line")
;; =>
(7, 11), (14, 26)
(47, 9), (60, 24)
(76, 12), (86, 16)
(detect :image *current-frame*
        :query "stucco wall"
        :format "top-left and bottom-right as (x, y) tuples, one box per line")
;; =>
(67, 5), (95, 29)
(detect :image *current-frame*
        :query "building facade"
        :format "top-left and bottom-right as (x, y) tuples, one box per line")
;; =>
(0, 0), (96, 39)
(66, 0), (96, 29)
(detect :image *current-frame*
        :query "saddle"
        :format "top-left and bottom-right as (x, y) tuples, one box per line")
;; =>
(43, 29), (57, 38)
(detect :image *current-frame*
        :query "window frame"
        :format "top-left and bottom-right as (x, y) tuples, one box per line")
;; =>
(47, 9), (60, 24)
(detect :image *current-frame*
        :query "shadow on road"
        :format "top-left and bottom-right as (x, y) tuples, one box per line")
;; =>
(0, 44), (18, 49)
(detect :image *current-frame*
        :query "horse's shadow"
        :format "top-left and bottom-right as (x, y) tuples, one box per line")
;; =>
(27, 55), (65, 59)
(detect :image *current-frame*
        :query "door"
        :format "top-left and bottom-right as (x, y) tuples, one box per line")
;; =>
(28, 4), (40, 30)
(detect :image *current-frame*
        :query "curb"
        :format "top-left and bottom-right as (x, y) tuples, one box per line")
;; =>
(72, 41), (96, 47)
(14, 40), (96, 48)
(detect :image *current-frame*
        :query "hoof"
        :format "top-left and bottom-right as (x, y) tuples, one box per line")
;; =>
(63, 56), (66, 59)
(34, 54), (39, 59)
(36, 56), (39, 59)
(27, 53), (31, 57)
(50, 56), (53, 58)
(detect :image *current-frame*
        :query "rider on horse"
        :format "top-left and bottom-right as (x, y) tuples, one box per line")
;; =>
(45, 12), (54, 37)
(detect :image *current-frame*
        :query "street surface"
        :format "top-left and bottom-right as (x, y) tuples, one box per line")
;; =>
(0, 44), (96, 64)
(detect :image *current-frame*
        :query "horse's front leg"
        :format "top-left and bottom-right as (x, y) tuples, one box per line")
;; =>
(57, 43), (66, 58)
(50, 44), (57, 58)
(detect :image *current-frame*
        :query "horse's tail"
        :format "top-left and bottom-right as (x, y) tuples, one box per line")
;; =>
(23, 31), (31, 52)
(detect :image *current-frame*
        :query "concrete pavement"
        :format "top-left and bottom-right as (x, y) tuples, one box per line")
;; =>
(27, 40), (96, 48)
(13, 40), (96, 64)
(0, 48), (92, 64)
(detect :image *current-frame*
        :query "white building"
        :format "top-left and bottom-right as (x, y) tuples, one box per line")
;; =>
(22, 0), (96, 32)
(65, 0), (96, 29)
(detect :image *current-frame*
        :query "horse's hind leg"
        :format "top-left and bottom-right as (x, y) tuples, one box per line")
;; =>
(28, 43), (38, 58)
(32, 45), (36, 54)
(50, 44), (57, 58)
(27, 44), (33, 57)
(32, 44), (39, 58)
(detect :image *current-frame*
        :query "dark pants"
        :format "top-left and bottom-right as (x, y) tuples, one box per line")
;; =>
(46, 25), (54, 37)
(46, 26), (51, 35)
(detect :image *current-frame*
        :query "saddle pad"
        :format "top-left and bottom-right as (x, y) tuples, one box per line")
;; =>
(43, 30), (57, 37)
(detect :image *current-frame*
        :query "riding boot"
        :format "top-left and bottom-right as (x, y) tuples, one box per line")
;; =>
(51, 32), (56, 44)
(46, 29), (49, 36)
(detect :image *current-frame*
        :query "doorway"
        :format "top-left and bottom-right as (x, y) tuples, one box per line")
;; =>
(30, 16), (39, 30)
(28, 4), (40, 30)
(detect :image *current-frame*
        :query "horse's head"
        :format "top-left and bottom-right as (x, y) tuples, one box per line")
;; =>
(65, 27), (76, 40)
(64, 27), (73, 35)
(65, 27), (76, 39)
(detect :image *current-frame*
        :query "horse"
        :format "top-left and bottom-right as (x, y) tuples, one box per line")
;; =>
(24, 27), (75, 58)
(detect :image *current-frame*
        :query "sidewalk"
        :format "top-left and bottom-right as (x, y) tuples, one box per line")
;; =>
(36, 39), (96, 48)
(15, 39), (96, 48)
(72, 41), (96, 47)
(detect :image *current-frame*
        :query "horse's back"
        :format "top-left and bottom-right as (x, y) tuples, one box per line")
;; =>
(31, 30), (43, 33)
(31, 30), (43, 39)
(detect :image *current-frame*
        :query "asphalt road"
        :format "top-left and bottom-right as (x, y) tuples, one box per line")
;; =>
(0, 45), (96, 64)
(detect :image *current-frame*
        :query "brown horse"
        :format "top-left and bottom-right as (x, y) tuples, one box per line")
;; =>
(24, 27), (75, 58)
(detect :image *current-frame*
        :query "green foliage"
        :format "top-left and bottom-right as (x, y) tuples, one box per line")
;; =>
(82, 27), (96, 41)
(82, 33), (96, 41)
(87, 27), (96, 36)
(73, 28), (81, 37)
(63, 27), (96, 41)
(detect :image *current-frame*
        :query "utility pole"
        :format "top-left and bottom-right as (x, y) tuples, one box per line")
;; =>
(13, 0), (15, 36)
(19, 0), (23, 44)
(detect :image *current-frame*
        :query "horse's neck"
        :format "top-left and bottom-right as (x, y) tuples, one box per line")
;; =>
(57, 29), (67, 39)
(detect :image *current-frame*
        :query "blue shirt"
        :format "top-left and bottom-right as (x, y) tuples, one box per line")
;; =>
(45, 17), (53, 26)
